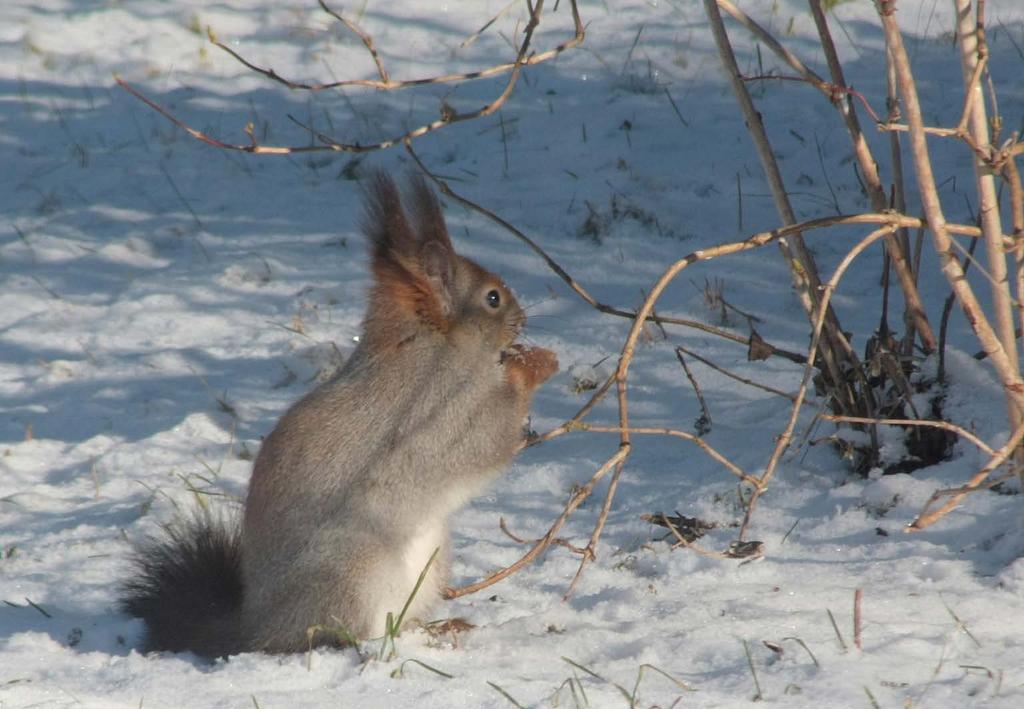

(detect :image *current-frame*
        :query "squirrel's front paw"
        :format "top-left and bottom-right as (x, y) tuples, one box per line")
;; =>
(503, 345), (559, 392)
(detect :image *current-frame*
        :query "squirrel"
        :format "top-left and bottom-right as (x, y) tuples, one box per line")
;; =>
(120, 172), (559, 657)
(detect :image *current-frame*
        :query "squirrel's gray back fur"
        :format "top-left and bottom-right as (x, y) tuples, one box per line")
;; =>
(119, 173), (557, 657)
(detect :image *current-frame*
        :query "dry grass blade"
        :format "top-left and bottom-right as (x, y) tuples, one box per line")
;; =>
(742, 639), (763, 701)
(488, 681), (527, 708)
(854, 588), (863, 650)
(827, 608), (848, 652)
(460, 0), (520, 49)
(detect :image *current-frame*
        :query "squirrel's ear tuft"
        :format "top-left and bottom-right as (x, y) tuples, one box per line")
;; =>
(408, 172), (456, 317)
(363, 171), (456, 330)
(408, 173), (453, 250)
(362, 171), (416, 262)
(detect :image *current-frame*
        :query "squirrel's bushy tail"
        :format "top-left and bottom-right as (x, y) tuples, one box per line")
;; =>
(120, 513), (244, 658)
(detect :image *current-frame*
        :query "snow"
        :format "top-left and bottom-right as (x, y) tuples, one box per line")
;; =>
(2, 0), (1024, 706)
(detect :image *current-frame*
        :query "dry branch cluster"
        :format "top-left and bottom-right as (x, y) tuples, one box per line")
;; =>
(699, 0), (1024, 536)
(121, 0), (1023, 599)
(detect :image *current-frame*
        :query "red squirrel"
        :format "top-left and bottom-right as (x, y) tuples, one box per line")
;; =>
(120, 173), (558, 656)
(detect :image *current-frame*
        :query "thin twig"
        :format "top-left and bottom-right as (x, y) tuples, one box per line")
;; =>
(529, 371), (617, 447)
(499, 517), (587, 554)
(675, 349), (712, 433)
(675, 344), (796, 401)
(317, 0), (389, 83)
(445, 444), (631, 598)
(564, 449), (628, 599)
(738, 72), (884, 125)
(820, 414), (994, 456)
(907, 417), (1024, 531)
(570, 424), (757, 486)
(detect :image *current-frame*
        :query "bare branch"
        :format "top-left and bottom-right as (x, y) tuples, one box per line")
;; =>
(210, 0), (583, 92)
(720, 0), (936, 354)
(120, 1), (584, 155)
(953, 0), (1021, 437)
(807, 0), (936, 354)
(706, 0), (863, 421)
(877, 0), (1024, 415)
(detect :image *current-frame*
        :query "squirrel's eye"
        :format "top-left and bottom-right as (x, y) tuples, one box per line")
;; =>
(486, 289), (501, 309)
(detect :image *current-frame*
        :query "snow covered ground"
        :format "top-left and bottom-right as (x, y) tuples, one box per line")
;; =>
(2, 0), (1024, 706)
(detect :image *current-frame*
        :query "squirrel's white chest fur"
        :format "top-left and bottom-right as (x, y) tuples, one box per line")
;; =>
(402, 523), (443, 582)
(369, 522), (444, 634)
